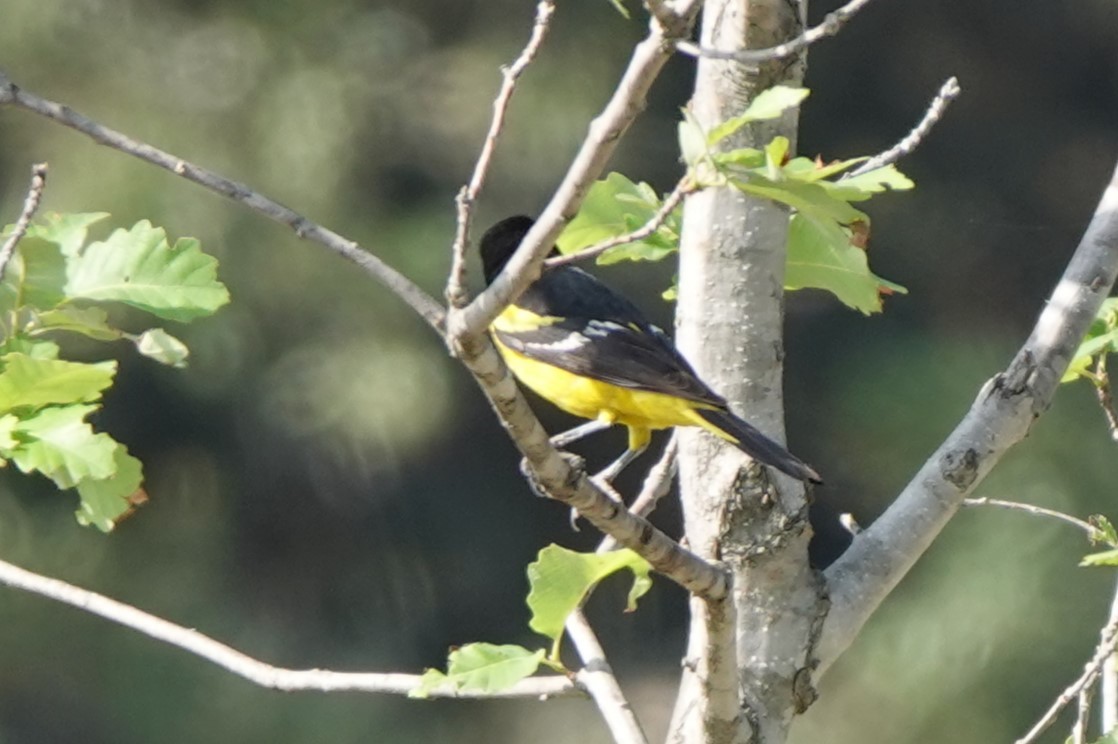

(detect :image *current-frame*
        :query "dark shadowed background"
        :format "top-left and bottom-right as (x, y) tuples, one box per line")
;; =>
(1, 0), (1117, 742)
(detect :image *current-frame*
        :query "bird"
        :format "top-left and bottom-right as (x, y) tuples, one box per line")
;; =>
(479, 214), (821, 485)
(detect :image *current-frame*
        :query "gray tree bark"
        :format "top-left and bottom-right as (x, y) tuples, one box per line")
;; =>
(669, 1), (827, 742)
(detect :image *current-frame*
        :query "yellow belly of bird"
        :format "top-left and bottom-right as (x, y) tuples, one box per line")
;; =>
(494, 339), (714, 448)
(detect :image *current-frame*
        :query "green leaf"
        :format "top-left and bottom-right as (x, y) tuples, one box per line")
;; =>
(557, 173), (680, 265)
(1064, 302), (1118, 383)
(26, 212), (110, 258)
(1090, 515), (1118, 546)
(785, 214), (906, 315)
(1081, 549), (1118, 567)
(0, 354), (116, 411)
(0, 236), (68, 312)
(0, 336), (59, 359)
(783, 156), (868, 182)
(9, 404), (118, 488)
(1062, 353), (1095, 383)
(0, 413), (19, 454)
(409, 644), (546, 698)
(132, 328), (189, 368)
(75, 445), (144, 532)
(65, 221), (230, 322)
(764, 136), (791, 178)
(678, 108), (710, 170)
(34, 306), (122, 341)
(822, 164), (916, 202)
(714, 147), (765, 170)
(730, 175), (867, 225)
(526, 545), (653, 641)
(707, 86), (810, 146)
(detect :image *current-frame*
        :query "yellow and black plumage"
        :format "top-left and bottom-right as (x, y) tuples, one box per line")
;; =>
(480, 215), (822, 484)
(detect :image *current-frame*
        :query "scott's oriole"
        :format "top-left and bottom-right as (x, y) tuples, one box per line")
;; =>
(480, 215), (822, 484)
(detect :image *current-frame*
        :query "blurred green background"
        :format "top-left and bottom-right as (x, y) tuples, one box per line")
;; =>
(1, 0), (1117, 742)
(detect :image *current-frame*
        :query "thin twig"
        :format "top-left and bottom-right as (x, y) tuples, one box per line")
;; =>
(1015, 609), (1118, 744)
(546, 180), (694, 269)
(961, 497), (1103, 541)
(847, 77), (961, 177)
(0, 72), (446, 331)
(1094, 355), (1118, 442)
(0, 556), (579, 699)
(565, 612), (649, 744)
(0, 162), (48, 280)
(675, 0), (876, 63)
(447, 1), (555, 308)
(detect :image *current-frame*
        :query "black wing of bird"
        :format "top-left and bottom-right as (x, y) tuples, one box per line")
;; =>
(494, 265), (727, 409)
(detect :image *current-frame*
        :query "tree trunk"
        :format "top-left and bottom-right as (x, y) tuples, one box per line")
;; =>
(669, 1), (827, 742)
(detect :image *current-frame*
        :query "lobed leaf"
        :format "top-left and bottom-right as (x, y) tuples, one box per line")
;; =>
(7, 404), (118, 489)
(0, 354), (116, 411)
(785, 214), (906, 315)
(75, 445), (144, 532)
(26, 212), (110, 258)
(0, 236), (67, 313)
(526, 544), (652, 642)
(65, 221), (230, 322)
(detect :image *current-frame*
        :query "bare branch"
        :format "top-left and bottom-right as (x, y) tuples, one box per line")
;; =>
(1016, 607), (1118, 744)
(448, 0), (703, 338)
(961, 497), (1104, 541)
(565, 611), (649, 744)
(0, 555), (579, 699)
(0, 71), (446, 331)
(448, 1), (556, 308)
(546, 179), (694, 269)
(1094, 355), (1118, 442)
(819, 157), (1118, 674)
(0, 162), (48, 280)
(675, 0), (875, 63)
(848, 77), (961, 177)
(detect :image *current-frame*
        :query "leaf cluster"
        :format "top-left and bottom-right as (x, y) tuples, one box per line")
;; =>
(0, 213), (228, 530)
(557, 86), (914, 313)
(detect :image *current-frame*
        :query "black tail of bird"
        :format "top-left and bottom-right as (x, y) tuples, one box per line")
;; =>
(693, 408), (822, 484)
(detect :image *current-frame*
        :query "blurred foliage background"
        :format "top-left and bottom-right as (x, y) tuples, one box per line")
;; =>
(0, 0), (1117, 742)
